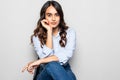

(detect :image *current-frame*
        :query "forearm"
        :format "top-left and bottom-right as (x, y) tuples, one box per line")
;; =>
(46, 29), (53, 49)
(22, 55), (59, 73)
(38, 55), (59, 64)
(41, 19), (53, 49)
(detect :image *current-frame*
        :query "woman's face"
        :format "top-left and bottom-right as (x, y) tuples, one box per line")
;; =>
(45, 5), (60, 28)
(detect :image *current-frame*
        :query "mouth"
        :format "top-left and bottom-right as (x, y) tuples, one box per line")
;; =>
(51, 22), (57, 25)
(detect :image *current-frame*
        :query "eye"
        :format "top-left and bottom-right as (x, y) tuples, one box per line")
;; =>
(47, 13), (52, 17)
(55, 13), (59, 16)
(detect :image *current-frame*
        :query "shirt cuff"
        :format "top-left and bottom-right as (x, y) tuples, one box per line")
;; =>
(42, 45), (54, 58)
(54, 53), (68, 65)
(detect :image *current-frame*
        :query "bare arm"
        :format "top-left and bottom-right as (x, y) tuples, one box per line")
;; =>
(41, 19), (53, 49)
(22, 19), (59, 73)
(29, 55), (59, 69)
(40, 19), (59, 63)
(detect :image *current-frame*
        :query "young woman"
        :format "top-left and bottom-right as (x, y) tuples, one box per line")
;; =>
(22, 0), (76, 80)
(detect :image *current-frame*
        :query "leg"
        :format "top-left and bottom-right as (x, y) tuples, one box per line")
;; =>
(33, 66), (40, 80)
(63, 64), (76, 80)
(35, 64), (53, 80)
(45, 61), (74, 80)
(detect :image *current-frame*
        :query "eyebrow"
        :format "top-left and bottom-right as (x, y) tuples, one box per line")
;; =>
(46, 12), (58, 15)
(46, 13), (52, 15)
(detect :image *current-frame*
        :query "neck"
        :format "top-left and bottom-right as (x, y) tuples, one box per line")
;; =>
(53, 27), (59, 36)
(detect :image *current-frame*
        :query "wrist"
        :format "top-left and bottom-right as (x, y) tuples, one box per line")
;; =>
(37, 59), (42, 65)
(47, 29), (52, 35)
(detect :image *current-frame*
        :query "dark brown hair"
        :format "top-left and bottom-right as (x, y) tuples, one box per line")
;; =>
(31, 0), (68, 47)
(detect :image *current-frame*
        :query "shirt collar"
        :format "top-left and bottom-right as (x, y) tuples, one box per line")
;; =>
(53, 30), (60, 38)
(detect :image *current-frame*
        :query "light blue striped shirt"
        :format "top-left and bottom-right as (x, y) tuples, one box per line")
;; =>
(32, 28), (76, 65)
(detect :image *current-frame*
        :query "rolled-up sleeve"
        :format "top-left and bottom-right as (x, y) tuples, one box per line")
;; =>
(32, 36), (54, 58)
(54, 28), (76, 64)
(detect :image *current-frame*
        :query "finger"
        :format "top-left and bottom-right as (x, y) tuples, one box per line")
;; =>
(27, 65), (33, 72)
(29, 69), (34, 74)
(31, 69), (34, 74)
(28, 65), (37, 74)
(42, 19), (48, 23)
(21, 65), (28, 72)
(31, 67), (36, 74)
(41, 19), (49, 25)
(27, 67), (34, 74)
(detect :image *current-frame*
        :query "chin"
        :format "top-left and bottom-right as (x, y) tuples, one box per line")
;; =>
(51, 25), (58, 28)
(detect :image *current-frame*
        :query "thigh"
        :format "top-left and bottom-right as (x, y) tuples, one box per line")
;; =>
(66, 69), (76, 80)
(34, 64), (53, 80)
(64, 64), (76, 80)
(45, 61), (73, 80)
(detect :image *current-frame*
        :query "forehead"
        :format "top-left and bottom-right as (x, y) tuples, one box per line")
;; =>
(46, 5), (58, 14)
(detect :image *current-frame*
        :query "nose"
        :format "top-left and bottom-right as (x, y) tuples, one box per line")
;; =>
(52, 15), (56, 21)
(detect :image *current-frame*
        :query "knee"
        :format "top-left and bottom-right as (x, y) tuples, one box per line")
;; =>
(46, 61), (60, 67)
(45, 61), (61, 70)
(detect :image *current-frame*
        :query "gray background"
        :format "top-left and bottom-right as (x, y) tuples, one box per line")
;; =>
(0, 0), (120, 80)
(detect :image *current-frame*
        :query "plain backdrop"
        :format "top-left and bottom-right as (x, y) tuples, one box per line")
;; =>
(0, 0), (120, 80)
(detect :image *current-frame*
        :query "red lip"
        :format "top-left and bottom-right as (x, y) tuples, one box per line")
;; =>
(51, 22), (57, 25)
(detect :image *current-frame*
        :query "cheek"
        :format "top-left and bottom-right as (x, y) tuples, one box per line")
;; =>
(57, 18), (60, 24)
(57, 17), (60, 22)
(45, 16), (50, 20)
(45, 18), (51, 24)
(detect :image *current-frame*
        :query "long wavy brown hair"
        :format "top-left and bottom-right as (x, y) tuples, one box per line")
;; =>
(31, 0), (68, 47)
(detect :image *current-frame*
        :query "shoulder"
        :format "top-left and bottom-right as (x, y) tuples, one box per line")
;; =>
(66, 27), (76, 36)
(32, 35), (38, 40)
(32, 35), (39, 42)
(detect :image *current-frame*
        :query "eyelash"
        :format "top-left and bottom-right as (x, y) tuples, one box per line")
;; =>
(47, 14), (51, 17)
(55, 13), (59, 16)
(47, 14), (59, 17)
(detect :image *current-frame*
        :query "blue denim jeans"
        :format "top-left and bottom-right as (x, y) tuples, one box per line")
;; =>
(34, 61), (76, 80)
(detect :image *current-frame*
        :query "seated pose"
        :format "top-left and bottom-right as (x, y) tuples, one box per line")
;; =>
(22, 0), (76, 80)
